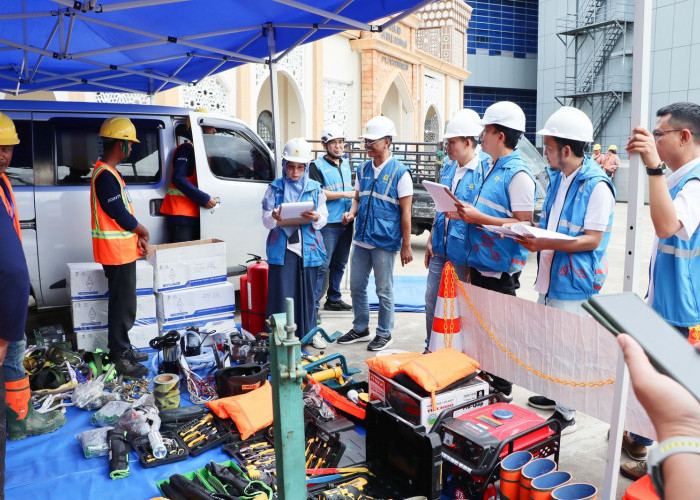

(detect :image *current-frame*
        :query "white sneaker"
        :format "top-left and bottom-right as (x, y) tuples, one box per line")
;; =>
(310, 333), (327, 349)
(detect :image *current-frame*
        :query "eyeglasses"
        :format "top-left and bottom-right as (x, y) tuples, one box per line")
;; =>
(285, 164), (306, 171)
(362, 138), (383, 148)
(652, 128), (696, 140)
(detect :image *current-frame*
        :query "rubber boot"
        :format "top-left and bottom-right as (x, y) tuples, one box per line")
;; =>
(6, 376), (66, 440)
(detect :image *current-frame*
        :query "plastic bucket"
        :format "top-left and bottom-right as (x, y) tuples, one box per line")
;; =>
(530, 471), (573, 500)
(520, 458), (557, 500)
(499, 451), (533, 500)
(551, 483), (598, 500)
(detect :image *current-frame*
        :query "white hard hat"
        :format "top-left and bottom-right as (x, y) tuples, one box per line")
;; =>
(536, 106), (593, 143)
(320, 124), (346, 143)
(360, 116), (397, 140)
(281, 137), (313, 163)
(443, 109), (484, 139)
(480, 101), (526, 132)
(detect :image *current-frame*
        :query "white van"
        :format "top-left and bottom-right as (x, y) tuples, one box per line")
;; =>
(1, 101), (275, 308)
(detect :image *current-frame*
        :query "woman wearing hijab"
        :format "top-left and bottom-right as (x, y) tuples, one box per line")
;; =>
(262, 138), (328, 339)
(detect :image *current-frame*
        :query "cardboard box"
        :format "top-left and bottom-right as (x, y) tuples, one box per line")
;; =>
(147, 239), (227, 292)
(155, 281), (235, 324)
(71, 294), (157, 332)
(75, 322), (158, 351)
(368, 369), (490, 430)
(66, 260), (154, 300)
(158, 312), (236, 335)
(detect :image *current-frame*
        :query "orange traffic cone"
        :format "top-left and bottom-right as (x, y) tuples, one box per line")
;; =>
(428, 262), (464, 352)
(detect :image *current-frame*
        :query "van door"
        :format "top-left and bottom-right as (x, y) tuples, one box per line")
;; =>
(32, 114), (169, 307)
(2, 113), (39, 302)
(190, 113), (274, 275)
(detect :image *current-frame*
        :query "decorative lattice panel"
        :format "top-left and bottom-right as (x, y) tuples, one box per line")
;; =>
(424, 110), (440, 143)
(255, 46), (304, 93)
(180, 76), (231, 113)
(323, 79), (351, 136)
(95, 92), (150, 105)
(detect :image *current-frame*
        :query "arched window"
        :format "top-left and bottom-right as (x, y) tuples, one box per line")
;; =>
(257, 110), (273, 147)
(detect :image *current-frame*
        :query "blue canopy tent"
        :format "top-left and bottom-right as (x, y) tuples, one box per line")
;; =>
(0, 1), (437, 498)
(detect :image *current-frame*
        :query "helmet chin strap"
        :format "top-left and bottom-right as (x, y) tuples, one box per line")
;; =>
(324, 144), (343, 160)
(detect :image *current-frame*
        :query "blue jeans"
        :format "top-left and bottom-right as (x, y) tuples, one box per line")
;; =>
(3, 337), (26, 381)
(315, 224), (353, 308)
(350, 245), (396, 338)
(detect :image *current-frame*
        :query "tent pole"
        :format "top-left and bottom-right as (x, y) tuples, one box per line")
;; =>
(267, 24), (283, 178)
(603, 0), (652, 498)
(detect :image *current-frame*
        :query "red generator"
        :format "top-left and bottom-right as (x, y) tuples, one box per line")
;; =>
(436, 400), (561, 500)
(239, 256), (268, 336)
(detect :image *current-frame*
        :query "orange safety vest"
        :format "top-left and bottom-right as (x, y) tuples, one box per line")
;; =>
(0, 173), (21, 242)
(160, 143), (200, 218)
(90, 160), (139, 265)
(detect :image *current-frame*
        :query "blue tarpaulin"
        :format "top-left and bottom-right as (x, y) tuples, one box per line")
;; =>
(0, 0), (433, 95)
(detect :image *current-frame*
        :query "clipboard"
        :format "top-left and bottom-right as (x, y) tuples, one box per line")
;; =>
(277, 201), (313, 226)
(582, 292), (700, 402)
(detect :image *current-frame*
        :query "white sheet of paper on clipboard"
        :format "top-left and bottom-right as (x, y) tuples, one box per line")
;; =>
(421, 180), (463, 212)
(277, 201), (314, 226)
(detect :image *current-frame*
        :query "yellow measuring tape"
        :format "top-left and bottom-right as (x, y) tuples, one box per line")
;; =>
(441, 264), (615, 388)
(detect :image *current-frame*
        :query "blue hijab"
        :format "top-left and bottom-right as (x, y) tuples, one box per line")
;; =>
(280, 160), (309, 236)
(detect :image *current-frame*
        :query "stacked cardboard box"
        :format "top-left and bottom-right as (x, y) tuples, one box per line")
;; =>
(67, 260), (157, 351)
(147, 239), (236, 335)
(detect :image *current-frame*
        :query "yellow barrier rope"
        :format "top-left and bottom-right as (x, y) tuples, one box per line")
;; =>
(442, 265), (615, 388)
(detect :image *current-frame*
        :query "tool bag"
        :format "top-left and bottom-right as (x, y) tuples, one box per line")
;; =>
(207, 381), (273, 440)
(214, 363), (269, 398)
(160, 406), (205, 431)
(365, 351), (422, 378)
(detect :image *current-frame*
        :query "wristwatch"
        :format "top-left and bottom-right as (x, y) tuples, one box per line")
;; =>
(646, 162), (666, 176)
(647, 436), (700, 499)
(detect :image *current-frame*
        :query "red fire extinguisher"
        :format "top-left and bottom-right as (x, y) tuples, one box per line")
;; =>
(239, 254), (268, 336)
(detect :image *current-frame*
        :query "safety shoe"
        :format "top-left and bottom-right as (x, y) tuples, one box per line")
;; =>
(113, 354), (149, 379)
(620, 460), (647, 481)
(324, 299), (352, 311)
(622, 431), (649, 461)
(310, 333), (327, 349)
(128, 349), (149, 363)
(528, 395), (557, 410)
(368, 335), (393, 352)
(337, 328), (371, 344)
(548, 410), (577, 435)
(6, 376), (66, 440)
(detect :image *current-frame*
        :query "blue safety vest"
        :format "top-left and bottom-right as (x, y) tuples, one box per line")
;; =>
(466, 149), (534, 273)
(311, 156), (353, 223)
(652, 165), (700, 326)
(265, 178), (326, 267)
(355, 157), (410, 251)
(539, 157), (615, 300)
(431, 156), (486, 265)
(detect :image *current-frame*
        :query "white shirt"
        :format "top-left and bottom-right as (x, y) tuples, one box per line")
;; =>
(261, 188), (328, 257)
(443, 155), (481, 242)
(534, 165), (616, 295)
(478, 159), (537, 278)
(353, 154), (413, 249)
(647, 157), (700, 304)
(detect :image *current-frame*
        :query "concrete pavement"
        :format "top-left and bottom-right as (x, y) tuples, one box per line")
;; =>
(314, 202), (655, 499)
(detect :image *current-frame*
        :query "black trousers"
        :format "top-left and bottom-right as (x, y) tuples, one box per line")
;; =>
(167, 223), (200, 243)
(468, 267), (522, 395)
(103, 261), (137, 358)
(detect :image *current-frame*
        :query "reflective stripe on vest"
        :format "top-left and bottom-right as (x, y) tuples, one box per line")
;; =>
(161, 142), (200, 218)
(0, 173), (21, 242)
(265, 178), (327, 267)
(90, 160), (139, 265)
(652, 165), (700, 326)
(355, 157), (409, 252)
(312, 157), (353, 223)
(431, 158), (485, 264)
(539, 156), (615, 300)
(467, 149), (533, 273)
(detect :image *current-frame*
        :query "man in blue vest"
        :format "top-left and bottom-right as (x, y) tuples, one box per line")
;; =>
(513, 106), (615, 435)
(621, 102), (700, 480)
(337, 116), (413, 351)
(309, 125), (354, 342)
(424, 109), (486, 350)
(455, 101), (536, 398)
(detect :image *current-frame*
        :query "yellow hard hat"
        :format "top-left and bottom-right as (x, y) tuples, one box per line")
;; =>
(0, 112), (20, 146)
(608, 144), (617, 152)
(99, 117), (140, 143)
(186, 108), (208, 129)
(593, 143), (601, 151)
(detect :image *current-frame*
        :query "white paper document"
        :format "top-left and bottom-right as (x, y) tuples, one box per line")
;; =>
(421, 180), (462, 212)
(278, 201), (314, 226)
(480, 223), (576, 241)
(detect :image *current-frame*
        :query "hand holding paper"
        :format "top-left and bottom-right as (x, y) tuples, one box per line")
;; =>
(277, 201), (314, 226)
(421, 180), (463, 213)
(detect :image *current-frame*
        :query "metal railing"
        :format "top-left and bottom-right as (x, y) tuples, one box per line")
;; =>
(556, 0), (634, 33)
